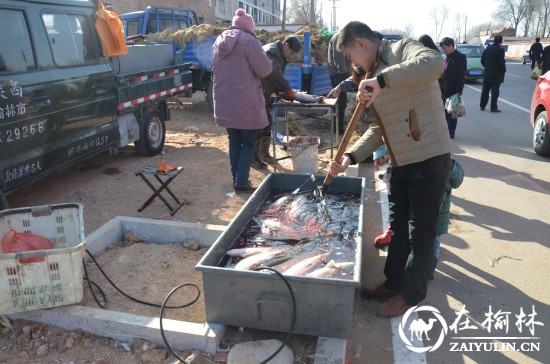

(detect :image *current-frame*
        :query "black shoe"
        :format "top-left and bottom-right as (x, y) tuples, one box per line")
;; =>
(251, 159), (267, 170)
(490, 109), (501, 113)
(234, 183), (256, 192)
(480, 107), (485, 111)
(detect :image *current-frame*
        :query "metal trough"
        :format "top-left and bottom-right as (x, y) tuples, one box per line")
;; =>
(196, 173), (366, 338)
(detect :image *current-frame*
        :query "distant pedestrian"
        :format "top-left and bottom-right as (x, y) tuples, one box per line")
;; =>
(480, 35), (506, 113)
(327, 32), (352, 135)
(529, 37), (543, 70)
(212, 9), (272, 192)
(439, 37), (466, 138)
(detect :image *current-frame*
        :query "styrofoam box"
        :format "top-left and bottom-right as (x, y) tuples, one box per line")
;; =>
(0, 203), (85, 315)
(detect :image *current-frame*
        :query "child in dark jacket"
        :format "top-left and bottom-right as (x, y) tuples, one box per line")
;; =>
(430, 159), (464, 279)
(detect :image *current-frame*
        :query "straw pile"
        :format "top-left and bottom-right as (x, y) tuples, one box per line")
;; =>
(144, 24), (331, 63)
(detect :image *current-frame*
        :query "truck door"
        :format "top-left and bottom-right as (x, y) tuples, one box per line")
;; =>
(0, 2), (118, 193)
(41, 10), (118, 169)
(0, 6), (52, 193)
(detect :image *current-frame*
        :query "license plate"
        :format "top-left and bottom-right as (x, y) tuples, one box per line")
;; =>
(470, 70), (483, 75)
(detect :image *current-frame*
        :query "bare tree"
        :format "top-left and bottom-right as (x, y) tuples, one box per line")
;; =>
(403, 23), (415, 38)
(535, 0), (550, 37)
(453, 14), (464, 43)
(429, 5), (449, 41)
(287, 0), (321, 25)
(494, 0), (530, 32)
(522, 0), (537, 36)
(379, 28), (406, 37)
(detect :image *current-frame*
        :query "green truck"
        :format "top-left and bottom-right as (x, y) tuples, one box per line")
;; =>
(0, 0), (192, 209)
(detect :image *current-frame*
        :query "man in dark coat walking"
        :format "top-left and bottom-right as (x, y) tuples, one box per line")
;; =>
(480, 35), (506, 113)
(529, 37), (543, 70)
(439, 37), (466, 138)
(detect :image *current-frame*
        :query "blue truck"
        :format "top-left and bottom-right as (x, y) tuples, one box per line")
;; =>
(120, 6), (216, 110)
(120, 7), (334, 114)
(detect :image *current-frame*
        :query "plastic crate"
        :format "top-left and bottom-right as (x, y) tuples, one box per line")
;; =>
(0, 203), (85, 314)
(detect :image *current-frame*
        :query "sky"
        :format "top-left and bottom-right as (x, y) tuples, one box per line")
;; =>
(321, 0), (499, 41)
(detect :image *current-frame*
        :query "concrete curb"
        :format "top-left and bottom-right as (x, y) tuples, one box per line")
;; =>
(8, 216), (348, 362)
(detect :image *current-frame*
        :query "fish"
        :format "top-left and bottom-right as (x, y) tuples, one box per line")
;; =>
(282, 253), (328, 276)
(293, 92), (321, 104)
(226, 247), (273, 257)
(233, 248), (290, 270)
(306, 260), (355, 278)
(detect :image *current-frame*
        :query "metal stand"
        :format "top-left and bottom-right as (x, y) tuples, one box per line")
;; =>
(135, 165), (185, 216)
(271, 97), (339, 172)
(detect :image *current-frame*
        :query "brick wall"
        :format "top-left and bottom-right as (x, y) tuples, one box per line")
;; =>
(110, 0), (215, 24)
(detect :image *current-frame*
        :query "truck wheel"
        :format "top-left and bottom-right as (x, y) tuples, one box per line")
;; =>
(135, 108), (166, 156)
(533, 111), (550, 156)
(206, 81), (214, 113)
(0, 190), (9, 211)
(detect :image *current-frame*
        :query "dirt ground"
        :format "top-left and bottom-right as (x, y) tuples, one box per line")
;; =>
(1, 93), (377, 363)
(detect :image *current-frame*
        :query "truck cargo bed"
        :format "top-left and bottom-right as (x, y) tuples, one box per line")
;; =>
(116, 63), (192, 111)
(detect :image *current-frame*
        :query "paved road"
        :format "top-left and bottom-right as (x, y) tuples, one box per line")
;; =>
(350, 61), (549, 364)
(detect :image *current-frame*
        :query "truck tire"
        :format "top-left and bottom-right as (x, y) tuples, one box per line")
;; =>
(0, 190), (9, 211)
(533, 111), (550, 156)
(206, 81), (214, 113)
(135, 108), (166, 156)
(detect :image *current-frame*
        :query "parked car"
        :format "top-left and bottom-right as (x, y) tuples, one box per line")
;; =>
(530, 74), (550, 156)
(456, 44), (485, 80)
(523, 51), (530, 65)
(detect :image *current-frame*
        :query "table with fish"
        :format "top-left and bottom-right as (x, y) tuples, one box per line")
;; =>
(271, 96), (339, 172)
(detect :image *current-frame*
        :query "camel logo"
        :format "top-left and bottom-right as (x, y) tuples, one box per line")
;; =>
(398, 305), (448, 353)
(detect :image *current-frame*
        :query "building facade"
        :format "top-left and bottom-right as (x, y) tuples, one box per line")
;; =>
(109, 0), (281, 25)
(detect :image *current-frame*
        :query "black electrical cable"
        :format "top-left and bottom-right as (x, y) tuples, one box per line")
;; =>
(83, 249), (297, 363)
(82, 257), (107, 308)
(252, 266), (297, 364)
(159, 283), (201, 362)
(83, 248), (200, 309)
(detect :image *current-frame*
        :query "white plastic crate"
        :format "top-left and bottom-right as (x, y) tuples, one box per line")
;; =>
(0, 203), (85, 314)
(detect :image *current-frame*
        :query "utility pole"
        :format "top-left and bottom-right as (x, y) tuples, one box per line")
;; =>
(310, 0), (315, 25)
(282, 0), (287, 31)
(464, 15), (467, 43)
(332, 0), (338, 31)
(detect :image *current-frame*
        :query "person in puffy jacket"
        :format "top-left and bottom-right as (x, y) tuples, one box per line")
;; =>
(328, 21), (452, 318)
(212, 9), (272, 192)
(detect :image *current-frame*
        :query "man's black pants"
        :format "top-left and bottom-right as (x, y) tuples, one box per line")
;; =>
(383, 153), (451, 305)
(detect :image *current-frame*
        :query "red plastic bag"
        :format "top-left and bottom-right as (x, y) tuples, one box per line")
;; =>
(94, 2), (128, 57)
(1, 228), (54, 263)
